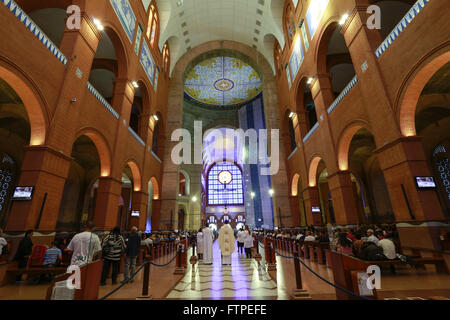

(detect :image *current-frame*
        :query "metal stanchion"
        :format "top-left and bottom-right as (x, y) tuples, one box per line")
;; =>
(291, 247), (311, 300)
(254, 238), (262, 263)
(136, 256), (153, 300)
(267, 237), (276, 271)
(190, 240), (198, 265)
(174, 243), (186, 274)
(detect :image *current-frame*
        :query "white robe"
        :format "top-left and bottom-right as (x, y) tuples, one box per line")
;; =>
(218, 224), (235, 265)
(196, 232), (204, 255)
(202, 227), (214, 264)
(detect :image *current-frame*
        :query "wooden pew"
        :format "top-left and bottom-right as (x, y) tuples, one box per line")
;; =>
(327, 250), (378, 300)
(46, 260), (102, 300)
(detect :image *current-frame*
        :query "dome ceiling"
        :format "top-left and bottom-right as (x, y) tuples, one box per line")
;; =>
(156, 0), (286, 75)
(184, 56), (262, 106)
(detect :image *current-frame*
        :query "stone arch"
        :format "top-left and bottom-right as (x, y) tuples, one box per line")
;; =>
(179, 169), (190, 196)
(291, 173), (300, 196)
(337, 120), (372, 171)
(74, 128), (112, 177)
(315, 17), (341, 73)
(0, 61), (47, 146)
(167, 36), (181, 77)
(263, 33), (277, 74)
(150, 176), (160, 199)
(308, 155), (324, 187)
(97, 23), (129, 80)
(269, 0), (287, 50)
(126, 160), (142, 192)
(398, 49), (450, 137)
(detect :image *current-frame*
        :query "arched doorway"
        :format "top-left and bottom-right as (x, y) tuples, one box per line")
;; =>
(414, 61), (450, 217)
(56, 135), (101, 230)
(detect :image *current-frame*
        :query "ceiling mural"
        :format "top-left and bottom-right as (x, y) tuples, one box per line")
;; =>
(184, 56), (262, 106)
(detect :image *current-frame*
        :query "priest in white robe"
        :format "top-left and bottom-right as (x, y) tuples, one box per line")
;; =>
(218, 221), (235, 265)
(202, 225), (214, 265)
(196, 228), (203, 259)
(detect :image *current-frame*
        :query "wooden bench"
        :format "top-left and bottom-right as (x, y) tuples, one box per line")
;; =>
(46, 260), (102, 300)
(358, 256), (448, 274)
(2, 262), (69, 285)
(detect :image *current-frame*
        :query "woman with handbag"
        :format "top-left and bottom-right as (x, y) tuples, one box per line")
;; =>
(100, 226), (125, 286)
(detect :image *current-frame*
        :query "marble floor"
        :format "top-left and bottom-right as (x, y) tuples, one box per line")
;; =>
(166, 240), (278, 300)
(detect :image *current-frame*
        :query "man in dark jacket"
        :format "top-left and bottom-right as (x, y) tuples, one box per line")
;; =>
(361, 241), (387, 261)
(123, 226), (141, 283)
(14, 229), (34, 281)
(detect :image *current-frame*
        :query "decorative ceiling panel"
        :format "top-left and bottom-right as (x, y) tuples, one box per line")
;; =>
(184, 56), (262, 106)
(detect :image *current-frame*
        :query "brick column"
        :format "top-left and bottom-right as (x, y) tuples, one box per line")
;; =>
(327, 171), (359, 225)
(131, 191), (148, 231)
(93, 176), (122, 231)
(376, 137), (445, 222)
(151, 199), (162, 231)
(289, 195), (301, 227)
(302, 187), (322, 226)
(6, 146), (72, 231)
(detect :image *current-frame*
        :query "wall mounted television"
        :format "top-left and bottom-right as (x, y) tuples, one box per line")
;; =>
(414, 176), (436, 189)
(12, 186), (34, 200)
(131, 210), (140, 217)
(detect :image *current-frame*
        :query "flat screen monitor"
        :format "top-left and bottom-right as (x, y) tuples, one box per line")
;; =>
(311, 206), (321, 213)
(12, 186), (34, 200)
(131, 210), (140, 217)
(415, 176), (436, 189)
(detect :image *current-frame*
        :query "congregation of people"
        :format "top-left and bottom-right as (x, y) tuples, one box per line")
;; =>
(0, 221), (406, 288)
(252, 224), (401, 262)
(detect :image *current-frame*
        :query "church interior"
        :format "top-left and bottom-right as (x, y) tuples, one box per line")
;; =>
(0, 0), (449, 302)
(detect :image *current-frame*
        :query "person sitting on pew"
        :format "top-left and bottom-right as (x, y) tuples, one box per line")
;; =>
(352, 232), (365, 259)
(317, 231), (330, 243)
(141, 233), (153, 248)
(366, 229), (379, 245)
(14, 229), (34, 282)
(304, 231), (316, 242)
(0, 228), (7, 257)
(43, 241), (62, 268)
(336, 233), (353, 256)
(376, 231), (396, 260)
(38, 241), (63, 282)
(361, 240), (387, 261)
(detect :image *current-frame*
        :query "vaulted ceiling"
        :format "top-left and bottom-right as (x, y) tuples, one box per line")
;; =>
(156, 0), (285, 75)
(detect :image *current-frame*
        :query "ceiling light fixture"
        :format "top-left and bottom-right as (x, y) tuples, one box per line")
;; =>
(289, 111), (295, 118)
(153, 114), (159, 121)
(269, 189), (274, 196)
(131, 81), (139, 88)
(93, 18), (104, 31)
(307, 77), (314, 85)
(339, 13), (349, 26)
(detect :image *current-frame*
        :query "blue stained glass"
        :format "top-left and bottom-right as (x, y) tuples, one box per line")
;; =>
(207, 162), (244, 205)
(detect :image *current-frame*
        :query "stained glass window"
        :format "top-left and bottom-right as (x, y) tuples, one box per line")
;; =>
(208, 162), (243, 205)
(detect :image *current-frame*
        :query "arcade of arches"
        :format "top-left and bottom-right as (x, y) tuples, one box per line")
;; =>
(0, 0), (449, 301)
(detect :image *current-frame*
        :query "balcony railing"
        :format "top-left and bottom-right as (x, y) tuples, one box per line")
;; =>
(288, 146), (298, 161)
(327, 75), (358, 114)
(151, 150), (162, 163)
(128, 126), (145, 147)
(302, 122), (319, 143)
(375, 0), (431, 58)
(1, 0), (68, 65)
(86, 82), (119, 119)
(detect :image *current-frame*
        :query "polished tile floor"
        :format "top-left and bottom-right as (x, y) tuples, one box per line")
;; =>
(166, 241), (278, 300)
